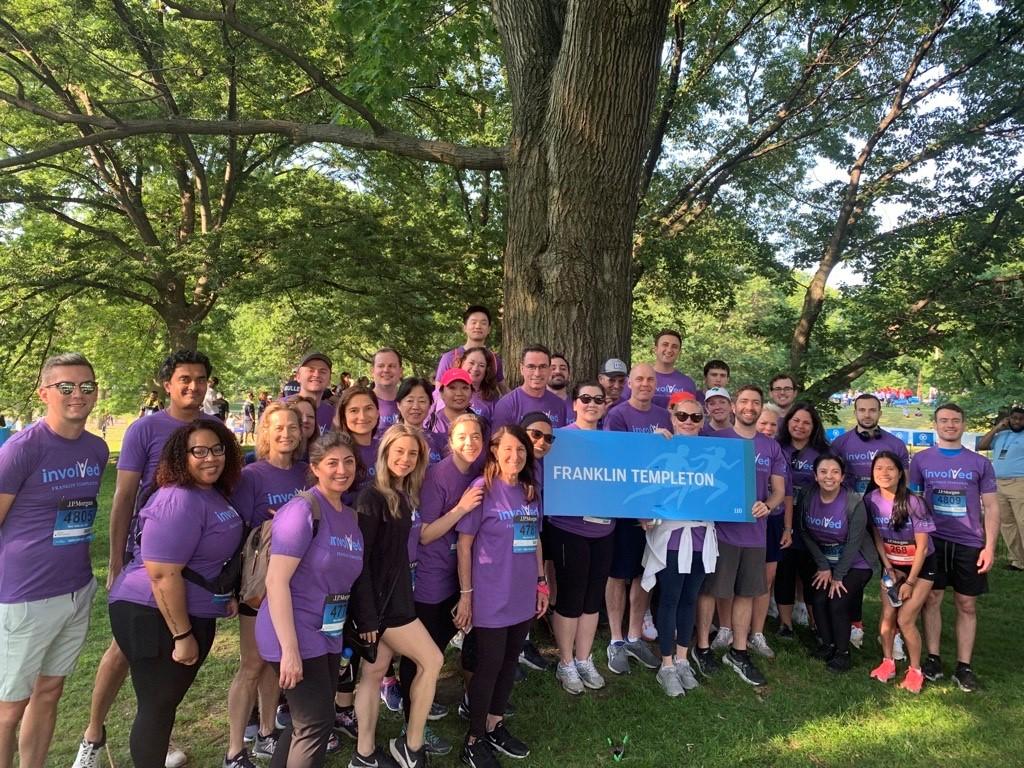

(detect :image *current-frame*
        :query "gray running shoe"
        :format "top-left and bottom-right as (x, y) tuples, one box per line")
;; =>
(673, 659), (700, 690)
(606, 642), (631, 675)
(656, 666), (686, 698)
(623, 639), (659, 669)
(556, 661), (585, 695)
(575, 656), (606, 689)
(748, 632), (775, 659)
(710, 626), (733, 651)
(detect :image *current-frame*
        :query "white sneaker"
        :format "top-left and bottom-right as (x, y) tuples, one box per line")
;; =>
(72, 735), (105, 768)
(641, 610), (658, 642)
(893, 632), (906, 661)
(748, 632), (775, 659)
(656, 666), (685, 698)
(165, 745), (188, 768)
(673, 659), (700, 690)
(575, 656), (606, 690)
(450, 631), (464, 650)
(850, 625), (865, 649)
(793, 602), (810, 627)
(556, 661), (585, 695)
(711, 626), (733, 651)
(767, 596), (779, 619)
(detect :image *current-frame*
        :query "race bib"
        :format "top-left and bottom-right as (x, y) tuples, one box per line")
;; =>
(883, 539), (916, 565)
(321, 592), (349, 637)
(53, 497), (98, 546)
(582, 516), (612, 526)
(513, 514), (539, 554)
(410, 561), (418, 592)
(821, 542), (843, 564)
(932, 488), (967, 517)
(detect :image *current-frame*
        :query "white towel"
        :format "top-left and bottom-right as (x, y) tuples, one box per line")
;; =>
(641, 520), (719, 592)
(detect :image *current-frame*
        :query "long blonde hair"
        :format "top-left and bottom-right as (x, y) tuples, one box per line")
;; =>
(373, 423), (429, 518)
(255, 402), (306, 462)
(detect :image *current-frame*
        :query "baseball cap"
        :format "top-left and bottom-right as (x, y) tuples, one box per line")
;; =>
(601, 358), (628, 376)
(703, 386), (731, 402)
(439, 368), (473, 388)
(298, 351), (333, 369)
(669, 391), (698, 406)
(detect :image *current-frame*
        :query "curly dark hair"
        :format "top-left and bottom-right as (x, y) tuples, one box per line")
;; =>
(155, 419), (242, 494)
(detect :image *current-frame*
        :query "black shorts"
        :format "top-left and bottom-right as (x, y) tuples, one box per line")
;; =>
(547, 524), (615, 619)
(609, 519), (646, 580)
(931, 538), (988, 597)
(893, 553), (938, 582)
(765, 516), (785, 564)
(238, 602), (259, 618)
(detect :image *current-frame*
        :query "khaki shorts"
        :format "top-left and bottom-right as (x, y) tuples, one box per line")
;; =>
(0, 577), (98, 701)
(701, 543), (766, 598)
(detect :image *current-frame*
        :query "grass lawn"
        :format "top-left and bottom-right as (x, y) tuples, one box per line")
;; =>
(47, 413), (1023, 768)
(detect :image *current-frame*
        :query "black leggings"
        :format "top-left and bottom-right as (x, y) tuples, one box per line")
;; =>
(654, 552), (706, 657)
(807, 568), (872, 654)
(547, 526), (614, 619)
(109, 601), (216, 768)
(774, 546), (801, 606)
(467, 619), (532, 739)
(271, 654), (340, 768)
(400, 594), (459, 721)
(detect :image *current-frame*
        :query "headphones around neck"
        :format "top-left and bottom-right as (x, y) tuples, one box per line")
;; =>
(856, 425), (882, 441)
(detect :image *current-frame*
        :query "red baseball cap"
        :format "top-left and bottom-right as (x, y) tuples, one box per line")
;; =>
(439, 368), (473, 388)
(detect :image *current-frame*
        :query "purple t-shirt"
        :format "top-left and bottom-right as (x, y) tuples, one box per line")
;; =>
(623, 371), (698, 410)
(416, 456), (479, 604)
(0, 421), (108, 602)
(715, 431), (786, 548)
(256, 488), (364, 661)
(436, 347), (505, 384)
(546, 424), (617, 539)
(118, 410), (217, 489)
(491, 388), (572, 430)
(909, 447), (997, 548)
(109, 485), (244, 618)
(469, 392), (496, 422)
(668, 526), (705, 552)
(864, 489), (935, 565)
(456, 478), (541, 628)
(424, 430), (448, 465)
(831, 429), (909, 493)
(231, 460), (309, 526)
(602, 402), (673, 434)
(780, 443), (822, 508)
(803, 490), (869, 570)
(377, 397), (400, 430)
(315, 400), (336, 437)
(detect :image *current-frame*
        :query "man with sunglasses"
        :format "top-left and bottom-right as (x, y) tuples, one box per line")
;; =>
(72, 350), (215, 768)
(603, 364), (672, 674)
(491, 344), (572, 430)
(0, 353), (108, 768)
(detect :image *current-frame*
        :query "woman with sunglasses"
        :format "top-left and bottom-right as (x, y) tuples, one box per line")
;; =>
(455, 346), (505, 422)
(546, 383), (615, 695)
(107, 420), (244, 768)
(640, 392), (718, 696)
(865, 451), (936, 693)
(224, 402), (309, 766)
(799, 454), (877, 672)
(455, 426), (547, 767)
(775, 402), (831, 637)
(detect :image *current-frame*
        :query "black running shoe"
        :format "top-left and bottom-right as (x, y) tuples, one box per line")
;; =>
(348, 747), (400, 768)
(389, 733), (426, 768)
(461, 738), (500, 768)
(486, 721), (529, 759)
(952, 664), (980, 692)
(518, 639), (552, 671)
(690, 646), (720, 677)
(826, 650), (851, 673)
(776, 624), (795, 640)
(723, 649), (766, 686)
(812, 641), (835, 661)
(922, 654), (944, 682)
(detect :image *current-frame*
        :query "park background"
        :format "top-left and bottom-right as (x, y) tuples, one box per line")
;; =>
(2, 0), (1023, 764)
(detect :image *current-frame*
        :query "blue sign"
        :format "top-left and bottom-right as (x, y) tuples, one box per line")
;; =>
(826, 427), (847, 441)
(911, 431), (935, 447)
(544, 429), (756, 522)
(889, 429), (912, 445)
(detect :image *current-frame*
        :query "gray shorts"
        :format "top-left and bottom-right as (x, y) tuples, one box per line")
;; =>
(0, 578), (97, 701)
(701, 543), (766, 598)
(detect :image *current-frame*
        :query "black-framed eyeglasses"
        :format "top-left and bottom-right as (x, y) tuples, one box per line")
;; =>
(45, 380), (98, 396)
(188, 444), (226, 458)
(577, 394), (607, 405)
(673, 411), (704, 423)
(526, 429), (555, 445)
(771, 386), (795, 393)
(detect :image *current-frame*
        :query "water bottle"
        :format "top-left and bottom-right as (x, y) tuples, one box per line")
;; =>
(882, 573), (902, 608)
(339, 647), (354, 670)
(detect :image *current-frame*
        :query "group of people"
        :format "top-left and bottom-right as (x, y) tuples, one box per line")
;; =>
(0, 304), (1018, 768)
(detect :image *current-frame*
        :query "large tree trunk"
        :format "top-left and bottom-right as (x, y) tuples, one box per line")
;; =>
(494, 0), (671, 383)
